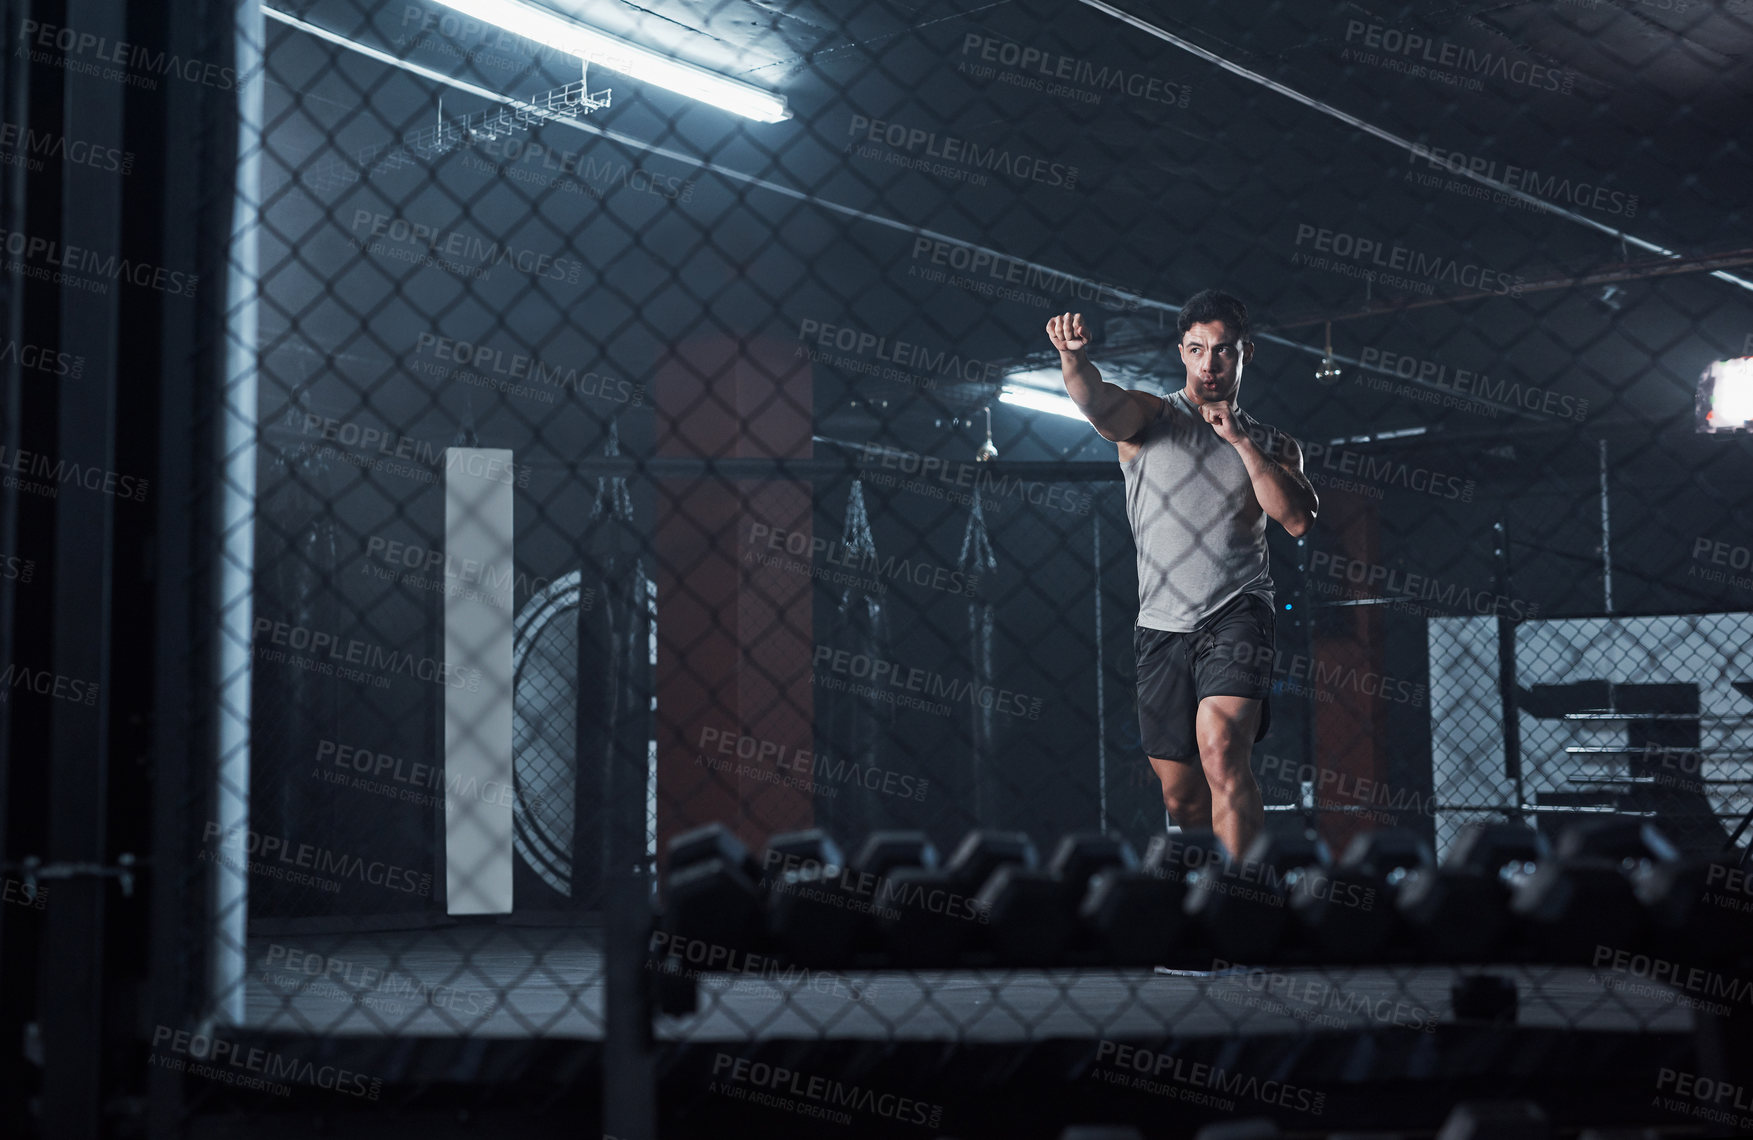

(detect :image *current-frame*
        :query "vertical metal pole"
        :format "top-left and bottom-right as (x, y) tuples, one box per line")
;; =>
(599, 553), (655, 1140)
(1493, 517), (1524, 821)
(1599, 438), (1613, 614)
(1094, 510), (1106, 832)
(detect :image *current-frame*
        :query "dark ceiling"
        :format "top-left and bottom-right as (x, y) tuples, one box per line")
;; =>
(262, 0), (1752, 465)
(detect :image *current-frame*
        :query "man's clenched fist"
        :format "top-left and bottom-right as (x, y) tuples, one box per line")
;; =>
(1199, 400), (1246, 445)
(1046, 312), (1089, 354)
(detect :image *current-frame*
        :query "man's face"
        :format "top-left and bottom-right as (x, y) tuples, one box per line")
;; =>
(1178, 320), (1253, 403)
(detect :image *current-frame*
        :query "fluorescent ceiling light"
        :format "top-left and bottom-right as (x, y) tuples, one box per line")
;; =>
(1000, 385), (1087, 420)
(432, 0), (790, 122)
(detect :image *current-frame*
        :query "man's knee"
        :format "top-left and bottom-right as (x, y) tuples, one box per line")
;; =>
(1156, 762), (1209, 816)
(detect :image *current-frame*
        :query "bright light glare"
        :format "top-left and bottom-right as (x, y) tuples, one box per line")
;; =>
(432, 0), (790, 122)
(1704, 357), (1753, 428)
(1000, 385), (1088, 420)
(1005, 367), (1065, 390)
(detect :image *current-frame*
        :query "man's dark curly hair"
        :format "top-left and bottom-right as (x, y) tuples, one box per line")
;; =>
(1176, 289), (1251, 344)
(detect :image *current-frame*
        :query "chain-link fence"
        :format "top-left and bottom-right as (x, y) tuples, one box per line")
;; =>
(7, 0), (1753, 1135)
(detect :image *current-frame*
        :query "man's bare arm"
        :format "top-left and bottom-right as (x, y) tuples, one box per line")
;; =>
(1047, 311), (1157, 443)
(1197, 404), (1318, 537)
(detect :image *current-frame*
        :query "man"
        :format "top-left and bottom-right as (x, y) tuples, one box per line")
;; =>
(1046, 290), (1317, 862)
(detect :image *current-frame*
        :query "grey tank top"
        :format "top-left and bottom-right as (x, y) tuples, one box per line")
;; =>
(1121, 390), (1275, 632)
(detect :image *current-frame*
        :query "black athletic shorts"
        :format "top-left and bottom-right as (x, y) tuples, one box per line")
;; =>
(1134, 590), (1274, 762)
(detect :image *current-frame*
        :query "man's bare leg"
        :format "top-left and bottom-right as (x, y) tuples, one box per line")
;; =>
(1196, 695), (1266, 860)
(1149, 755), (1212, 832)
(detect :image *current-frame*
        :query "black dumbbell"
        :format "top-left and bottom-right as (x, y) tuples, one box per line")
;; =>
(1290, 829), (1431, 960)
(979, 833), (1137, 966)
(1397, 821), (1544, 962)
(1556, 817), (1680, 872)
(1635, 856), (1753, 964)
(661, 823), (766, 955)
(1186, 831), (1328, 965)
(760, 828), (846, 884)
(877, 830), (1037, 966)
(854, 830), (940, 877)
(1143, 830), (1226, 885)
(763, 828), (860, 967)
(1511, 856), (1647, 963)
(1080, 866), (1189, 966)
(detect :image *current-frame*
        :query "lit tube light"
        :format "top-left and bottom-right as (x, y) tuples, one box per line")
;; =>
(1000, 384), (1088, 420)
(432, 0), (790, 122)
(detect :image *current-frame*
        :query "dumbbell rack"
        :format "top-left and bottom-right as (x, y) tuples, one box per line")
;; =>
(634, 823), (1753, 1139)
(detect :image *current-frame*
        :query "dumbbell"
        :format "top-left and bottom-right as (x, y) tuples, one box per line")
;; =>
(1512, 819), (1655, 962)
(878, 830), (1037, 966)
(1397, 821), (1544, 961)
(1289, 828), (1432, 961)
(763, 828), (857, 967)
(1143, 830), (1226, 885)
(1185, 831), (1328, 964)
(1635, 856), (1753, 964)
(855, 830), (940, 877)
(1556, 817), (1680, 871)
(978, 832), (1138, 966)
(660, 822), (767, 955)
(1511, 859), (1644, 964)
